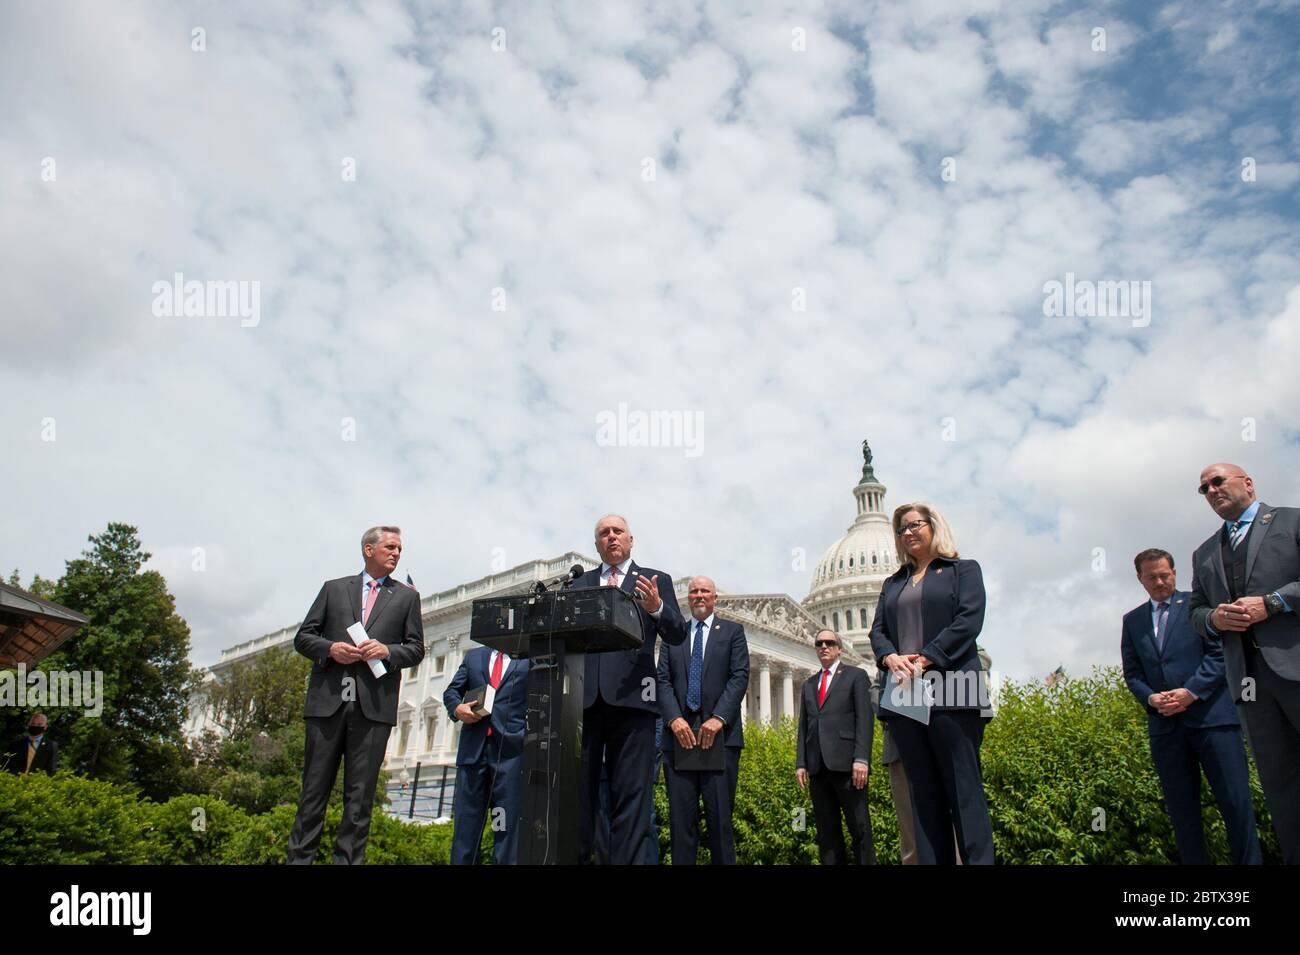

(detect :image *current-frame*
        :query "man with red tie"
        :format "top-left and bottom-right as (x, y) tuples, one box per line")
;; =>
(444, 642), (530, 864)
(796, 629), (876, 864)
(286, 526), (426, 865)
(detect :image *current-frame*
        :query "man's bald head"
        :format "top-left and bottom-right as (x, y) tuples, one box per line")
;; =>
(687, 575), (717, 620)
(1198, 463), (1256, 521)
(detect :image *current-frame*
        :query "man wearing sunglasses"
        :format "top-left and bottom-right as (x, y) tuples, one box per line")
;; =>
(1188, 463), (1300, 863)
(795, 630), (875, 864)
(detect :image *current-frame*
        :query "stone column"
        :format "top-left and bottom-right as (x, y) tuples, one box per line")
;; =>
(759, 658), (772, 725)
(781, 665), (794, 724)
(441, 633), (462, 757)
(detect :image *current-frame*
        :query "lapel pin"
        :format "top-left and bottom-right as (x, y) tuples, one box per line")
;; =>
(1261, 513), (1274, 525)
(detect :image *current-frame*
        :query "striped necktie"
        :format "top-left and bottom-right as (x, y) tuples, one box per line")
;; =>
(1228, 520), (1247, 549)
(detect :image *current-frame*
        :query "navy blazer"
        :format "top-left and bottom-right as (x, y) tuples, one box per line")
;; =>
(869, 556), (989, 712)
(443, 646), (529, 767)
(572, 561), (686, 712)
(1120, 590), (1237, 736)
(7, 736), (57, 774)
(657, 616), (750, 749)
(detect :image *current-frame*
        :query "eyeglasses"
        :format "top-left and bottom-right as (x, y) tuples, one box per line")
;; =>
(896, 519), (930, 536)
(814, 640), (839, 648)
(1197, 475), (1241, 495)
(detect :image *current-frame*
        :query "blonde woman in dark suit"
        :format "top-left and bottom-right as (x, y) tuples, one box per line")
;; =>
(869, 503), (994, 864)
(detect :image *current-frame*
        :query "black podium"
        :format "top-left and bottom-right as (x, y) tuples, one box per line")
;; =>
(469, 586), (643, 864)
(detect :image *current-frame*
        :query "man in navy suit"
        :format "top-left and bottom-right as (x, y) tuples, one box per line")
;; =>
(7, 713), (57, 775)
(1121, 548), (1261, 864)
(444, 644), (529, 864)
(657, 575), (749, 864)
(574, 514), (685, 864)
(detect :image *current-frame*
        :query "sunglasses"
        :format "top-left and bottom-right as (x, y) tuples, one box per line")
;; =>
(1197, 475), (1241, 495)
(814, 640), (839, 648)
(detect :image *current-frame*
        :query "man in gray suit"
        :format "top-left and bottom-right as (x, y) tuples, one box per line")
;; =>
(1188, 463), (1300, 863)
(286, 526), (426, 864)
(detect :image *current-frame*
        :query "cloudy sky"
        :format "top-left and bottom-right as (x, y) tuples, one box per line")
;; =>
(3, 0), (1299, 680)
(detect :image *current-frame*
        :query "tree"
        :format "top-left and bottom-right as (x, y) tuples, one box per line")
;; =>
(180, 645), (389, 817)
(35, 524), (194, 797)
(201, 645), (310, 740)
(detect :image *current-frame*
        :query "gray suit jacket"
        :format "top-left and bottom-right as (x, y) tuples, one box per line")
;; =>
(1188, 502), (1300, 702)
(294, 574), (426, 725)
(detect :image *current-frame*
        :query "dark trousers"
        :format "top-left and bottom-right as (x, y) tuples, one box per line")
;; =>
(599, 748), (663, 864)
(450, 755), (522, 865)
(1242, 648), (1300, 863)
(664, 746), (741, 864)
(579, 698), (656, 864)
(890, 709), (994, 865)
(809, 767), (875, 865)
(1149, 722), (1261, 864)
(286, 701), (391, 865)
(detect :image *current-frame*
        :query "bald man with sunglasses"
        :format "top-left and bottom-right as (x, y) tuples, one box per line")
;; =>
(1188, 463), (1300, 863)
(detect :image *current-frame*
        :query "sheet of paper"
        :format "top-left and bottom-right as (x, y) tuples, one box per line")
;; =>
(880, 670), (933, 725)
(482, 683), (496, 714)
(345, 621), (388, 679)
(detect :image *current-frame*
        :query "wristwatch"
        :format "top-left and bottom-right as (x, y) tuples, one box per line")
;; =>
(1265, 593), (1286, 617)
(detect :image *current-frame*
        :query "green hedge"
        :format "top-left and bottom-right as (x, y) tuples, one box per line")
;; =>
(0, 772), (454, 864)
(0, 668), (1278, 863)
(654, 666), (1277, 864)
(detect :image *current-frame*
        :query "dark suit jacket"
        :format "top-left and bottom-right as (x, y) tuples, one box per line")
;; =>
(657, 616), (749, 749)
(7, 736), (57, 774)
(572, 561), (685, 712)
(1120, 590), (1237, 736)
(443, 646), (529, 767)
(294, 574), (426, 725)
(869, 556), (989, 712)
(796, 663), (873, 774)
(1189, 503), (1300, 701)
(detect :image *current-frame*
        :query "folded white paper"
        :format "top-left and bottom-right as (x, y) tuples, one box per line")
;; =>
(880, 670), (933, 725)
(346, 621), (388, 679)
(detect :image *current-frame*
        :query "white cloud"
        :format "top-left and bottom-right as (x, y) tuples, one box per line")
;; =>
(2, 0), (1298, 685)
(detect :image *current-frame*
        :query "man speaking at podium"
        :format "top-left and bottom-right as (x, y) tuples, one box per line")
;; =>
(576, 514), (686, 864)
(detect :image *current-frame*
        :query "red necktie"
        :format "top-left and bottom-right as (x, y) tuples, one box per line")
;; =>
(362, 579), (380, 626)
(486, 652), (505, 736)
(608, 567), (620, 588)
(818, 669), (830, 708)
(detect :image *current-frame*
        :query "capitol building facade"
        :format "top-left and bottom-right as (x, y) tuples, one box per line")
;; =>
(186, 443), (902, 802)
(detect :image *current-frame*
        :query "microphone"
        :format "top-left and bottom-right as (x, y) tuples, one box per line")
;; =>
(536, 564), (587, 594)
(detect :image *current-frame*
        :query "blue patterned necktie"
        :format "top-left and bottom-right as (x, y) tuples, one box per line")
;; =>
(1229, 520), (1246, 550)
(687, 620), (704, 712)
(1155, 602), (1170, 652)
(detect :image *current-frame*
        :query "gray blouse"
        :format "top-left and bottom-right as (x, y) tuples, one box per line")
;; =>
(896, 571), (926, 655)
